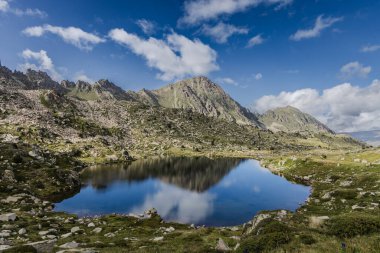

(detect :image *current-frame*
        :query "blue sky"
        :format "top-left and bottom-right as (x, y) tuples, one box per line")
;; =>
(1, 0), (380, 131)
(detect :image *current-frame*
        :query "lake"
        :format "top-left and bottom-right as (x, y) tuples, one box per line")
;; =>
(54, 157), (310, 226)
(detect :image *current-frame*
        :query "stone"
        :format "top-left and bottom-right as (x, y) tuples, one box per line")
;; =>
(0, 231), (10, 237)
(0, 245), (11, 251)
(309, 216), (329, 228)
(215, 238), (230, 251)
(0, 213), (17, 222)
(165, 226), (175, 233)
(321, 192), (331, 200)
(59, 241), (79, 249)
(2, 196), (21, 203)
(39, 231), (50, 236)
(245, 213), (271, 234)
(104, 232), (115, 237)
(152, 236), (164, 242)
(27, 239), (57, 253)
(2, 170), (16, 182)
(18, 228), (26, 235)
(61, 232), (72, 238)
(145, 208), (157, 216)
(87, 222), (95, 228)
(92, 227), (102, 234)
(71, 226), (80, 233)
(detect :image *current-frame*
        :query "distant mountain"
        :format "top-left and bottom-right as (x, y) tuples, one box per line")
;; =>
(343, 130), (380, 147)
(63, 79), (134, 101)
(258, 106), (334, 134)
(133, 76), (262, 127)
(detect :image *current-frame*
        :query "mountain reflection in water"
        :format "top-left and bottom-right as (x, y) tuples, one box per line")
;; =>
(55, 157), (310, 226)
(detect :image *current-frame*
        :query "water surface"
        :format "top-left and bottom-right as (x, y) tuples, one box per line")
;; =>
(55, 157), (310, 226)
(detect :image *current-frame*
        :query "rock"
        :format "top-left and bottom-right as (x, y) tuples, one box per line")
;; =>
(87, 222), (95, 228)
(2, 196), (21, 203)
(321, 192), (331, 200)
(71, 226), (80, 233)
(39, 231), (50, 236)
(104, 232), (115, 237)
(0, 245), (11, 251)
(2, 170), (16, 182)
(28, 150), (38, 158)
(152, 236), (164, 242)
(234, 243), (240, 251)
(352, 204), (365, 210)
(339, 180), (352, 187)
(145, 208), (157, 216)
(0, 213), (17, 222)
(18, 228), (26, 235)
(92, 227), (102, 234)
(27, 239), (57, 253)
(215, 238), (230, 251)
(0, 231), (11, 237)
(122, 149), (133, 160)
(1, 134), (19, 143)
(61, 232), (72, 238)
(165, 226), (175, 233)
(59, 241), (79, 249)
(245, 213), (271, 234)
(309, 216), (329, 228)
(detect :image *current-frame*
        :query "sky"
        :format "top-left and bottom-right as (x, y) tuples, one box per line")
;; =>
(1, 0), (380, 132)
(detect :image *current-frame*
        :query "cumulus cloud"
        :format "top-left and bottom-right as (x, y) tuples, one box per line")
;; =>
(290, 15), (342, 41)
(23, 25), (105, 51)
(217, 77), (238, 86)
(361, 44), (380, 53)
(340, 61), (371, 79)
(19, 49), (62, 81)
(108, 28), (219, 81)
(201, 22), (248, 43)
(247, 34), (265, 47)
(74, 71), (94, 83)
(179, 0), (292, 25)
(254, 73), (263, 80)
(136, 19), (155, 35)
(253, 80), (380, 132)
(0, 0), (46, 18)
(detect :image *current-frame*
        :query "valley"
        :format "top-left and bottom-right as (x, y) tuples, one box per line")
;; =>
(0, 66), (379, 252)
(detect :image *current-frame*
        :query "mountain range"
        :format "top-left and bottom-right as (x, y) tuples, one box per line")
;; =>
(0, 64), (363, 162)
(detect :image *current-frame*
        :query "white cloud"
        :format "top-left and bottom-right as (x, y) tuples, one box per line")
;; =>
(254, 73), (262, 80)
(19, 49), (62, 81)
(247, 34), (265, 47)
(131, 183), (215, 224)
(74, 71), (94, 83)
(290, 15), (343, 41)
(136, 19), (155, 35)
(0, 0), (9, 12)
(109, 28), (219, 81)
(201, 22), (248, 43)
(23, 25), (105, 51)
(0, 0), (46, 18)
(361, 44), (380, 53)
(340, 61), (371, 79)
(179, 0), (292, 25)
(218, 77), (238, 86)
(253, 80), (380, 132)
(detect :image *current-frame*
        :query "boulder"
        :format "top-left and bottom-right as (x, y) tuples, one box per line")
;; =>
(215, 238), (230, 251)
(0, 213), (17, 222)
(27, 239), (57, 253)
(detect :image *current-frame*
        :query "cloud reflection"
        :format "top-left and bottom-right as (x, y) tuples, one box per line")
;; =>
(131, 182), (215, 224)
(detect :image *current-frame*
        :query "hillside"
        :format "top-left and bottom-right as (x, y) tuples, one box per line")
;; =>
(258, 106), (334, 134)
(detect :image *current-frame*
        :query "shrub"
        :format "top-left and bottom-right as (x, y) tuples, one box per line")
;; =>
(299, 234), (316, 245)
(332, 189), (357, 199)
(238, 232), (292, 253)
(327, 214), (380, 238)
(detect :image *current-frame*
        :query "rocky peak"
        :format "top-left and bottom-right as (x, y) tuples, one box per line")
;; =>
(258, 106), (334, 134)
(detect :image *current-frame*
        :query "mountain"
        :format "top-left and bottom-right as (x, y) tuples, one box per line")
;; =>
(343, 130), (380, 147)
(63, 79), (134, 101)
(258, 106), (334, 134)
(133, 76), (262, 127)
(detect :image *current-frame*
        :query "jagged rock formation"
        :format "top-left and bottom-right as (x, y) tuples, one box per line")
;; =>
(258, 106), (334, 134)
(133, 76), (262, 127)
(63, 79), (134, 101)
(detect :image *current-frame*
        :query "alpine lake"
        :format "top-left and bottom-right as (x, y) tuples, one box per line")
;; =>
(55, 157), (310, 227)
